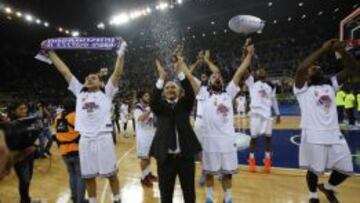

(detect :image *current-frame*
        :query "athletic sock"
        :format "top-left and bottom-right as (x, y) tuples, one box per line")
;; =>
(206, 187), (213, 200)
(249, 153), (255, 159)
(224, 188), (232, 201)
(89, 197), (96, 203)
(324, 182), (335, 191)
(113, 194), (121, 201)
(309, 192), (318, 199)
(141, 167), (150, 180)
(265, 152), (271, 159)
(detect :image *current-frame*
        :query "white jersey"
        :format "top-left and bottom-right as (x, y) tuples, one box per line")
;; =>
(236, 96), (246, 113)
(194, 85), (207, 128)
(294, 76), (342, 144)
(133, 103), (156, 139)
(199, 81), (240, 152)
(246, 75), (276, 118)
(68, 77), (117, 136)
(120, 104), (129, 117)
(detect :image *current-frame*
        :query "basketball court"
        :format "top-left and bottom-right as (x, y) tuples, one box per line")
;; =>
(1, 116), (359, 203)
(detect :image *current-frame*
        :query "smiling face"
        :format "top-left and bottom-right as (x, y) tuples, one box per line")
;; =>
(84, 73), (102, 91)
(164, 81), (180, 101)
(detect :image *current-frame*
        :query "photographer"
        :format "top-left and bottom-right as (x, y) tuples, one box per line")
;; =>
(6, 101), (42, 203)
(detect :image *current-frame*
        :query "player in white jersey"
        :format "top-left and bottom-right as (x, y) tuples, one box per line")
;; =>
(120, 101), (129, 134)
(199, 45), (254, 203)
(234, 91), (247, 133)
(133, 90), (157, 187)
(46, 40), (127, 203)
(294, 39), (358, 203)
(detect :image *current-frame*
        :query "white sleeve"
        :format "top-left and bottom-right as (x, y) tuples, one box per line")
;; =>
(271, 88), (280, 116)
(156, 79), (164, 89)
(105, 80), (119, 98)
(245, 75), (255, 88)
(196, 85), (208, 99)
(133, 108), (143, 121)
(330, 76), (340, 91)
(68, 77), (83, 96)
(226, 81), (240, 99)
(293, 83), (309, 96)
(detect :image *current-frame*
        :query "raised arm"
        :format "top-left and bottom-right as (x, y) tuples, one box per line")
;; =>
(335, 42), (360, 85)
(150, 59), (167, 114)
(110, 41), (127, 86)
(204, 50), (220, 73)
(48, 51), (74, 83)
(232, 45), (255, 85)
(295, 39), (338, 88)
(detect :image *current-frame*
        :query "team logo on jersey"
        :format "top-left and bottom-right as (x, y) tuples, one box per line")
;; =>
(317, 94), (332, 112)
(82, 102), (99, 113)
(217, 104), (229, 117)
(258, 89), (269, 98)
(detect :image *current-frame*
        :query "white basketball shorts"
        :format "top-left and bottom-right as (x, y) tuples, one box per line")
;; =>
(299, 132), (353, 176)
(202, 151), (238, 175)
(250, 114), (272, 137)
(79, 132), (118, 178)
(136, 134), (155, 159)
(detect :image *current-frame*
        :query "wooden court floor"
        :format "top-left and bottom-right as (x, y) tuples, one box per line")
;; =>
(0, 116), (359, 203)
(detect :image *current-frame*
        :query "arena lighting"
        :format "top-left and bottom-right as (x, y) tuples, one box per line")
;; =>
(211, 21), (215, 25)
(65, 30), (70, 34)
(71, 31), (80, 37)
(301, 14), (306, 19)
(146, 7), (152, 13)
(44, 22), (49, 27)
(156, 2), (169, 10)
(213, 31), (216, 35)
(36, 19), (41, 24)
(192, 35), (196, 39)
(177, 0), (183, 4)
(268, 2), (273, 7)
(97, 22), (105, 29)
(334, 8), (339, 13)
(109, 13), (129, 25)
(224, 29), (228, 33)
(299, 2), (304, 7)
(273, 19), (277, 24)
(58, 27), (63, 32)
(16, 11), (22, 17)
(4, 7), (12, 14)
(129, 10), (142, 19)
(288, 17), (292, 21)
(318, 11), (323, 16)
(187, 26), (191, 30)
(25, 14), (33, 22)
(202, 33), (206, 37)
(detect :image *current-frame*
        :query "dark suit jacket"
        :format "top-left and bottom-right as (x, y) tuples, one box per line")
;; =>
(150, 77), (202, 163)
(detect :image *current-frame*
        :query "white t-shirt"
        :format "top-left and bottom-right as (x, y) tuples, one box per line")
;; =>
(236, 96), (247, 113)
(133, 103), (156, 139)
(246, 75), (276, 118)
(294, 76), (343, 144)
(198, 81), (240, 152)
(68, 77), (118, 136)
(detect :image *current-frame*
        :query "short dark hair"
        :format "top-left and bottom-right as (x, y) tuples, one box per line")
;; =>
(137, 90), (148, 101)
(7, 101), (26, 120)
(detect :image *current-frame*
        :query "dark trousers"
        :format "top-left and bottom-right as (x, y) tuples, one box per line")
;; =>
(63, 155), (86, 203)
(14, 153), (34, 203)
(157, 155), (195, 203)
(346, 108), (355, 125)
(337, 106), (344, 123)
(112, 118), (120, 133)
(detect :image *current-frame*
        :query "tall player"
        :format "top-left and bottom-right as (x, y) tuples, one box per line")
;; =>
(133, 90), (157, 187)
(45, 40), (127, 203)
(236, 41), (281, 173)
(294, 39), (358, 203)
(200, 45), (254, 203)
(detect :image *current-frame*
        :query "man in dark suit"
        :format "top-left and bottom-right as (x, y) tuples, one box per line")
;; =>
(150, 53), (202, 203)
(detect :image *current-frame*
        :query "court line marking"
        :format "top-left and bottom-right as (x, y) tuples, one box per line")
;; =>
(100, 145), (136, 203)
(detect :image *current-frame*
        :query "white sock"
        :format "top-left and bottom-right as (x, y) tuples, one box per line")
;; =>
(265, 152), (271, 159)
(206, 187), (213, 199)
(88, 197), (96, 203)
(141, 167), (150, 180)
(113, 194), (121, 201)
(249, 153), (255, 159)
(224, 189), (232, 201)
(324, 182), (335, 191)
(309, 191), (318, 199)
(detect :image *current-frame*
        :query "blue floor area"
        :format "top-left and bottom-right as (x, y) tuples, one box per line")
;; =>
(237, 129), (360, 173)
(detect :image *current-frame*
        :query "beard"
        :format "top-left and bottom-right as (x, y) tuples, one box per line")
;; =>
(211, 81), (223, 92)
(309, 73), (326, 85)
